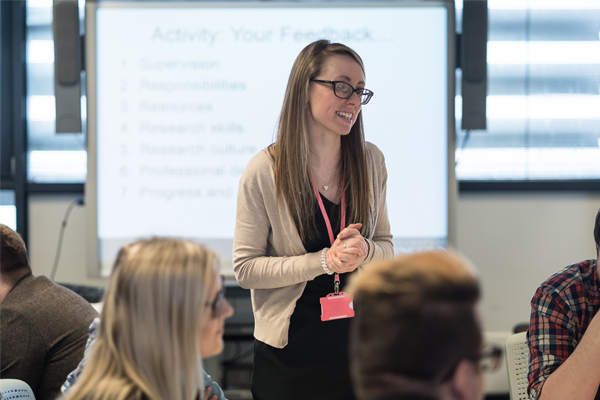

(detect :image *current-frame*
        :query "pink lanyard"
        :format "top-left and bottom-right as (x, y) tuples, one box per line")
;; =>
(308, 173), (346, 246)
(308, 171), (346, 293)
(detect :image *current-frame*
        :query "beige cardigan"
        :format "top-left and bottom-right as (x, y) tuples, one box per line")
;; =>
(233, 142), (393, 348)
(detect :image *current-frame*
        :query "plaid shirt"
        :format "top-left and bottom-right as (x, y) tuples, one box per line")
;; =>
(527, 259), (600, 400)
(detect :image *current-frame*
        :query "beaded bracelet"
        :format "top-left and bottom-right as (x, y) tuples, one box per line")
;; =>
(321, 248), (334, 275)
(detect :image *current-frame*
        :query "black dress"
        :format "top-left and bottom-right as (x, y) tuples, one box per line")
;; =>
(251, 193), (357, 400)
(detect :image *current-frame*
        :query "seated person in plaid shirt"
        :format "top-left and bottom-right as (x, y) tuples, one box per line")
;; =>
(528, 208), (600, 400)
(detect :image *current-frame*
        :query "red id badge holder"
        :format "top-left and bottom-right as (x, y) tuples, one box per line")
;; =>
(309, 170), (354, 321)
(320, 275), (354, 322)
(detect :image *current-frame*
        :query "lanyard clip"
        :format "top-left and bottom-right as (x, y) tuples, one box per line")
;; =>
(334, 273), (340, 295)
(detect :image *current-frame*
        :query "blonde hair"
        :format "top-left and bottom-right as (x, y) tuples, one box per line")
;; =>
(66, 238), (217, 400)
(268, 40), (372, 243)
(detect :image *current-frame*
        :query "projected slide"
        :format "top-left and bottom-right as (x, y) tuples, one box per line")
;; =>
(88, 3), (451, 276)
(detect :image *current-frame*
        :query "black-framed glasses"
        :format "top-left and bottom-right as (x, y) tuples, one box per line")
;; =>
(206, 274), (226, 318)
(442, 343), (503, 381)
(310, 79), (374, 105)
(477, 343), (503, 372)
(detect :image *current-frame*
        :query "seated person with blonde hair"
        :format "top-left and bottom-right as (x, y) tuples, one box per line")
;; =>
(348, 251), (500, 400)
(62, 238), (234, 400)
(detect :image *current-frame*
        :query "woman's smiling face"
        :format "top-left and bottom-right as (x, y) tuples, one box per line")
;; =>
(307, 54), (365, 139)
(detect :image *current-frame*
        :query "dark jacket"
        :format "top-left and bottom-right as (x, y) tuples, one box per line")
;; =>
(1, 274), (99, 400)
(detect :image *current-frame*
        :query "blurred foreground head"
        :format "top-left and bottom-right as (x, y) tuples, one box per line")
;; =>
(348, 250), (484, 400)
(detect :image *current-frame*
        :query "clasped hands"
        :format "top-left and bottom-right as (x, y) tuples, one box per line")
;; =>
(325, 223), (369, 274)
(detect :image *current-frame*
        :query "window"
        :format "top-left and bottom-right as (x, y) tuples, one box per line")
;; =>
(27, 0), (86, 183)
(0, 190), (17, 230)
(456, 0), (600, 181)
(25, 0), (600, 184)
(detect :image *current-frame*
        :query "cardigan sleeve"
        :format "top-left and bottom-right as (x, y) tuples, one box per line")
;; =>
(232, 151), (324, 290)
(362, 143), (394, 264)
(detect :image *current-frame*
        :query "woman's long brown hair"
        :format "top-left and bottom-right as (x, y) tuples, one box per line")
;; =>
(268, 40), (372, 244)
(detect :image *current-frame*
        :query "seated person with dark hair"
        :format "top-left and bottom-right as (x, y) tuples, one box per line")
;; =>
(0, 224), (99, 400)
(528, 208), (600, 400)
(348, 250), (499, 400)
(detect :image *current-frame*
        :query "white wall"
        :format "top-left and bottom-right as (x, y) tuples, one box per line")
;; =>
(454, 192), (599, 393)
(457, 192), (599, 333)
(28, 194), (108, 288)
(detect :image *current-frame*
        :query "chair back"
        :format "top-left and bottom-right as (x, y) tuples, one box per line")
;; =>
(0, 379), (35, 399)
(505, 331), (529, 400)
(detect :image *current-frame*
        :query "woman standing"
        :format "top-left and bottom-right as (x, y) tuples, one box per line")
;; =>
(233, 40), (393, 399)
(64, 238), (234, 400)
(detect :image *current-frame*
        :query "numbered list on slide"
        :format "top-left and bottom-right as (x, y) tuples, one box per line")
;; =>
(97, 16), (284, 239)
